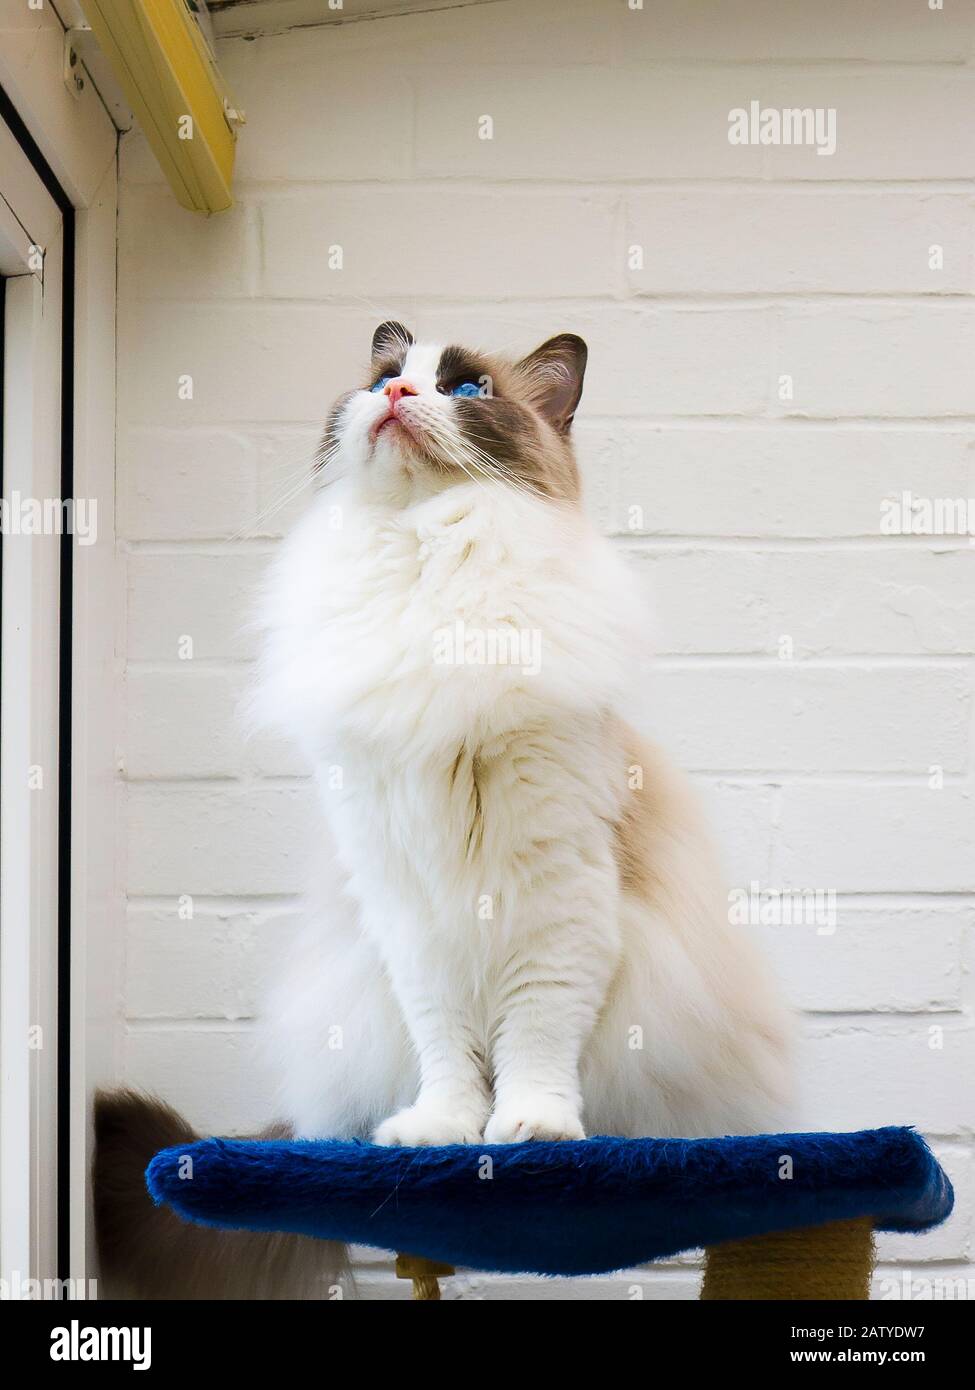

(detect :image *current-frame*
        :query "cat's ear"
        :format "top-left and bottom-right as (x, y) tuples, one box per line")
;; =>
(515, 333), (588, 434)
(371, 320), (414, 364)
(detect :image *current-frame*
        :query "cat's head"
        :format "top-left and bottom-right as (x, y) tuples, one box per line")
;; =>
(320, 321), (587, 504)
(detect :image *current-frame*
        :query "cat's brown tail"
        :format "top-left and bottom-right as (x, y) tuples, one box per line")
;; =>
(93, 1089), (346, 1299)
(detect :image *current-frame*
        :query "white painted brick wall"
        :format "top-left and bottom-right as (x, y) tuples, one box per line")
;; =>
(116, 0), (975, 1299)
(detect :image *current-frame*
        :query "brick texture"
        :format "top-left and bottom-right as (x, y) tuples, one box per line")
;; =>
(116, 0), (975, 1299)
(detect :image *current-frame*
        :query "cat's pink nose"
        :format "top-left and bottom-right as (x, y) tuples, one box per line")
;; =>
(384, 379), (419, 408)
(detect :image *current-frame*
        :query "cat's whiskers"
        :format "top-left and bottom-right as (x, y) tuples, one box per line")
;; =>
(421, 413), (536, 500)
(262, 433), (327, 468)
(449, 433), (546, 502)
(452, 445), (536, 501)
(424, 420), (490, 493)
(425, 419), (538, 505)
(227, 442), (341, 542)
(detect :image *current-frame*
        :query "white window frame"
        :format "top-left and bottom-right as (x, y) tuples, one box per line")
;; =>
(0, 128), (64, 1290)
(0, 0), (118, 1294)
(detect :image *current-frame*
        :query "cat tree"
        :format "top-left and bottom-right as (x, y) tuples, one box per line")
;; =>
(147, 1126), (952, 1300)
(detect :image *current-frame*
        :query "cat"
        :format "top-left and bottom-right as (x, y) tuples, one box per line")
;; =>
(94, 322), (791, 1295)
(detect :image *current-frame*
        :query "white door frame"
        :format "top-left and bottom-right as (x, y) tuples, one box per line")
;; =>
(0, 0), (118, 1294)
(0, 159), (63, 1290)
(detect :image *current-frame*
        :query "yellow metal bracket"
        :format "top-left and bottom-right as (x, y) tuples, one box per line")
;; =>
(79, 0), (244, 214)
(395, 1252), (456, 1301)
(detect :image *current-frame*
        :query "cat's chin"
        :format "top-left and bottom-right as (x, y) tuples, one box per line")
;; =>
(369, 430), (452, 491)
(371, 418), (426, 464)
(371, 413), (406, 442)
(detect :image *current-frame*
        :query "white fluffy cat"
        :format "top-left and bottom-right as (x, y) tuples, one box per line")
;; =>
(251, 322), (791, 1147)
(93, 323), (791, 1298)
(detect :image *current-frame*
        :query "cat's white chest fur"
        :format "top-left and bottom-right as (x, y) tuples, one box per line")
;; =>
(255, 477), (791, 1147)
(255, 479), (632, 734)
(261, 479), (628, 935)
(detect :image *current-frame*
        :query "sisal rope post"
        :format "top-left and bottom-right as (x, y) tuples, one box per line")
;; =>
(395, 1252), (456, 1301)
(701, 1217), (875, 1300)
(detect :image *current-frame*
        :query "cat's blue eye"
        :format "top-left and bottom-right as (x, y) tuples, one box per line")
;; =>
(370, 376), (394, 393)
(451, 381), (481, 399)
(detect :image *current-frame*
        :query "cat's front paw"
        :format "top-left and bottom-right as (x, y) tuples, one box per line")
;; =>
(373, 1102), (485, 1148)
(484, 1094), (585, 1144)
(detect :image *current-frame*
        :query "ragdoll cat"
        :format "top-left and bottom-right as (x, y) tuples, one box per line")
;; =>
(254, 321), (790, 1147)
(94, 323), (790, 1296)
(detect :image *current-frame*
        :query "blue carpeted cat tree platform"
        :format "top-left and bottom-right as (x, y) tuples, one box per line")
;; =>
(147, 1126), (952, 1300)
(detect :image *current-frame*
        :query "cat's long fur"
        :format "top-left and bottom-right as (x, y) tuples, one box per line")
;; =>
(95, 325), (791, 1294)
(92, 1090), (343, 1298)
